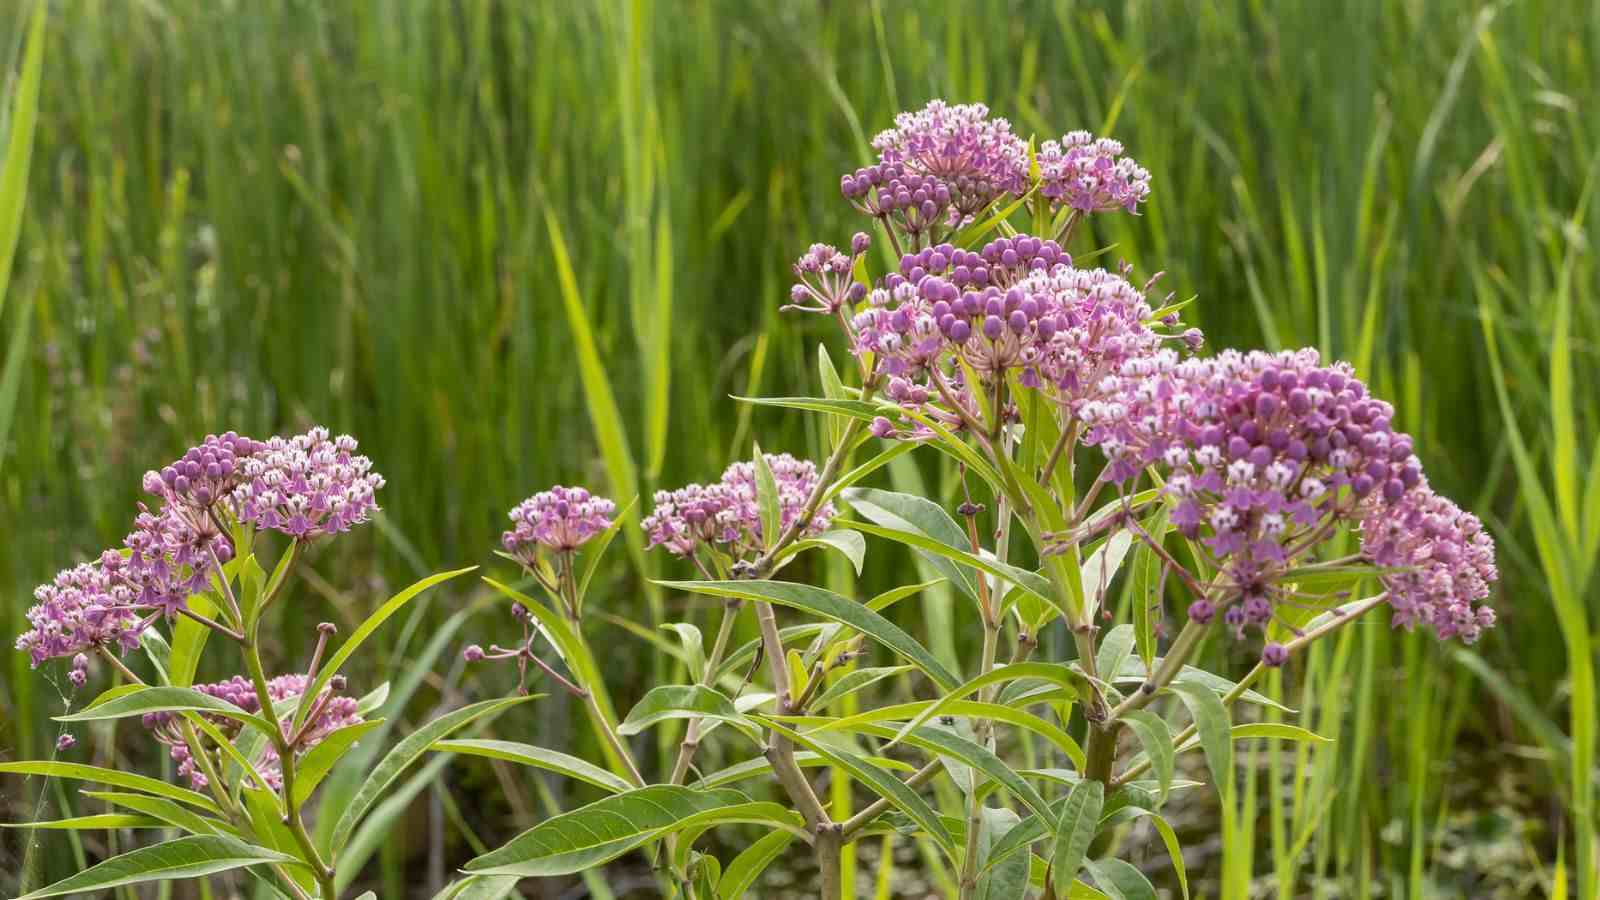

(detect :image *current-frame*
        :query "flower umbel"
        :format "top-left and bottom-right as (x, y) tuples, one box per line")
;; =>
(502, 485), (616, 562)
(1362, 484), (1498, 642)
(233, 427), (385, 539)
(1038, 131), (1152, 216)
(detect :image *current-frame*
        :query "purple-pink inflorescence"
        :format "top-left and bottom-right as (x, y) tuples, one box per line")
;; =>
(787, 235), (871, 316)
(117, 503), (232, 620)
(15, 561), (142, 668)
(644, 453), (836, 560)
(1361, 484), (1498, 643)
(233, 427), (385, 539)
(143, 673), (361, 790)
(142, 432), (266, 514)
(1085, 348), (1428, 645)
(869, 101), (1029, 220)
(1037, 131), (1152, 216)
(501, 486), (616, 562)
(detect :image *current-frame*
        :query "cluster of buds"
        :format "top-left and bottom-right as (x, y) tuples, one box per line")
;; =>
(644, 453), (836, 562)
(786, 234), (871, 315)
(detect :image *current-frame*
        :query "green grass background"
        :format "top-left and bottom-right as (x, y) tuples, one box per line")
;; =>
(1, 1), (1596, 897)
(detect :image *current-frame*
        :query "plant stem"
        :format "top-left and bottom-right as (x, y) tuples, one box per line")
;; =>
(1112, 593), (1389, 785)
(958, 618), (1001, 898)
(840, 760), (943, 840)
(668, 600), (744, 785)
(1108, 618), (1210, 722)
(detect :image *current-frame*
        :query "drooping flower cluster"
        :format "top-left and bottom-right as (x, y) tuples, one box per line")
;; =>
(1361, 485), (1498, 642)
(233, 427), (385, 539)
(15, 561), (142, 667)
(115, 503), (232, 619)
(143, 673), (361, 790)
(644, 453), (836, 560)
(786, 234), (871, 315)
(1085, 348), (1427, 641)
(1038, 132), (1152, 216)
(501, 485), (616, 561)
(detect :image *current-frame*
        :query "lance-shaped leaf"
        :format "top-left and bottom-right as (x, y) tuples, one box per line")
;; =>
(464, 785), (767, 876)
(617, 684), (754, 740)
(294, 566), (476, 735)
(291, 719), (385, 806)
(758, 716), (955, 856)
(718, 827), (794, 897)
(433, 738), (633, 793)
(887, 661), (1091, 746)
(1082, 857), (1157, 900)
(57, 686), (275, 734)
(780, 528), (868, 575)
(429, 876), (521, 900)
(840, 488), (981, 601)
(0, 761), (217, 813)
(656, 579), (961, 690)
(2, 814), (166, 831)
(1120, 711), (1175, 805)
(804, 698), (1085, 769)
(84, 791), (230, 837)
(809, 665), (913, 709)
(330, 695), (533, 852)
(975, 807), (1029, 900)
(1169, 680), (1233, 799)
(1049, 780), (1105, 891)
(15, 835), (300, 899)
(733, 395), (886, 422)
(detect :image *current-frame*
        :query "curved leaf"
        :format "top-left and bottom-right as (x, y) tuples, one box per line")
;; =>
(330, 695), (532, 853)
(781, 528), (868, 575)
(718, 827), (794, 898)
(295, 566), (476, 734)
(841, 488), (981, 601)
(84, 791), (229, 836)
(733, 395), (885, 422)
(617, 684), (753, 739)
(1168, 680), (1232, 799)
(757, 716), (955, 856)
(887, 662), (1091, 747)
(57, 686), (274, 734)
(1230, 722), (1332, 744)
(656, 579), (961, 690)
(464, 785), (753, 876)
(1120, 710), (1175, 805)
(810, 665), (913, 710)
(16, 835), (299, 899)
(1082, 857), (1156, 900)
(2, 814), (165, 831)
(1050, 780), (1104, 889)
(434, 738), (633, 793)
(0, 761), (217, 813)
(291, 719), (384, 806)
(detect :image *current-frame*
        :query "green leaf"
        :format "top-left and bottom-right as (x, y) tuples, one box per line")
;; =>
(57, 686), (275, 734)
(810, 665), (913, 710)
(849, 722), (1052, 820)
(291, 719), (384, 806)
(781, 528), (868, 576)
(0, 762), (218, 813)
(655, 579), (961, 690)
(733, 395), (884, 422)
(242, 787), (315, 893)
(2, 814), (166, 831)
(841, 488), (981, 602)
(753, 442), (783, 549)
(717, 828), (794, 899)
(818, 343), (849, 447)
(617, 684), (753, 738)
(819, 441), (919, 505)
(1168, 680), (1233, 799)
(806, 698), (1085, 769)
(330, 695), (533, 853)
(433, 738), (633, 793)
(168, 593), (218, 688)
(758, 716), (955, 856)
(545, 208), (641, 563)
(295, 566), (474, 734)
(975, 807), (1029, 900)
(886, 661), (1091, 747)
(659, 622), (705, 680)
(429, 877), (521, 900)
(843, 517), (1056, 605)
(1230, 722), (1332, 744)
(1080, 530), (1134, 621)
(464, 785), (756, 876)
(1050, 780), (1105, 891)
(15, 835), (299, 899)
(1125, 504), (1171, 669)
(1094, 625), (1135, 692)
(1121, 710), (1175, 805)
(0, 0), (46, 319)
(84, 791), (228, 836)
(1082, 857), (1157, 900)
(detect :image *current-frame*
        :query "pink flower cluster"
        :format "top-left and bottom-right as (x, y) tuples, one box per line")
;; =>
(870, 101), (1029, 218)
(17, 427), (384, 673)
(644, 453), (836, 559)
(787, 234), (871, 315)
(143, 673), (361, 790)
(233, 428), (385, 539)
(501, 485), (616, 561)
(1361, 485), (1498, 642)
(1038, 131), (1152, 215)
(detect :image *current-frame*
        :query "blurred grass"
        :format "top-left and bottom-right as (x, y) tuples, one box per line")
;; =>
(1, 0), (1595, 896)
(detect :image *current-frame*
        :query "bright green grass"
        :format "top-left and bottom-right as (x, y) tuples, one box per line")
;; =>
(2, 1), (1595, 896)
